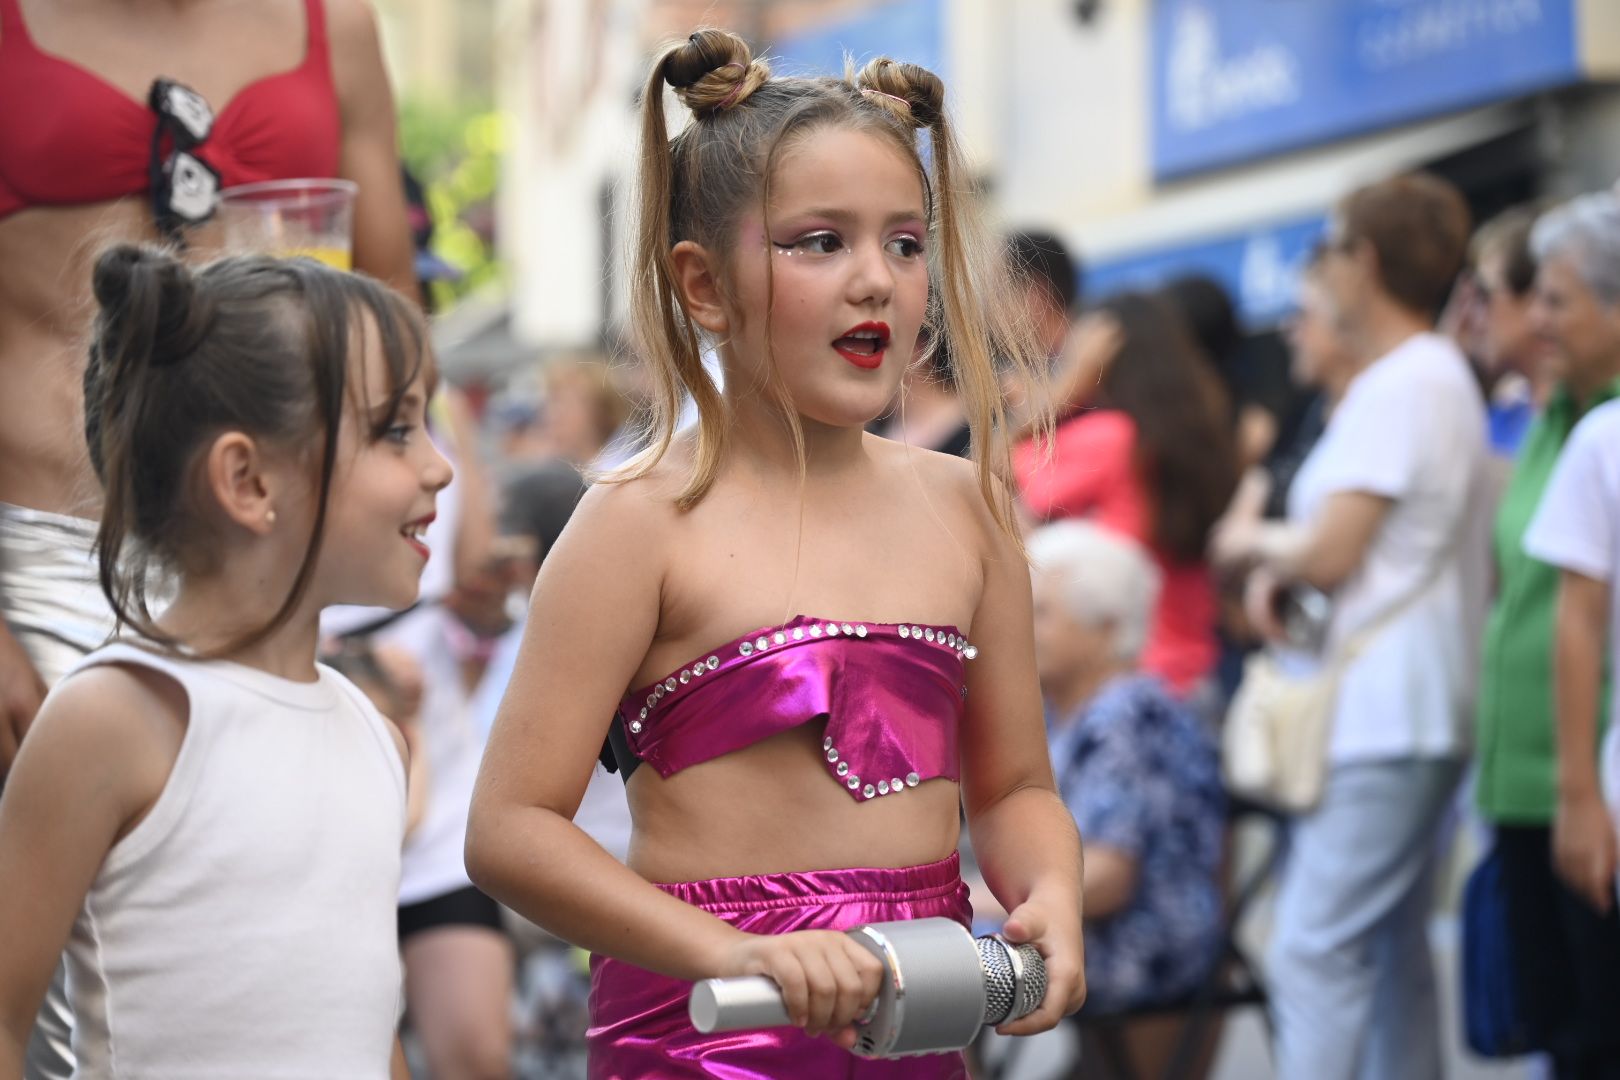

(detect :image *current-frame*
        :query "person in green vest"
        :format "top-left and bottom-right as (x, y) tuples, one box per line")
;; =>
(1476, 191), (1620, 1075)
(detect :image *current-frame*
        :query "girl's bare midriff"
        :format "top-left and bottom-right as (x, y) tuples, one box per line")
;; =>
(625, 729), (964, 883)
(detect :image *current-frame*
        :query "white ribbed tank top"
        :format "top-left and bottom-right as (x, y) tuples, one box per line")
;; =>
(56, 642), (406, 1078)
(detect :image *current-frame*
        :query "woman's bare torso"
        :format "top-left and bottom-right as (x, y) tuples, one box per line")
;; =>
(619, 436), (988, 883)
(0, 0), (309, 515)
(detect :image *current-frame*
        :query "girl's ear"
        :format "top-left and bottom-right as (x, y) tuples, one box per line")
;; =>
(203, 431), (280, 536)
(670, 240), (730, 335)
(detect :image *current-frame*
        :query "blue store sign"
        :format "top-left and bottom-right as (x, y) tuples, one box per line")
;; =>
(1152, 0), (1581, 178)
(1085, 213), (1327, 327)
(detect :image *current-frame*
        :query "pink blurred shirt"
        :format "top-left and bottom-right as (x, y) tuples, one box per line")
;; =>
(1014, 410), (1218, 695)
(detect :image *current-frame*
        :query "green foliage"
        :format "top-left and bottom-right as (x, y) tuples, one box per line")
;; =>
(397, 98), (508, 308)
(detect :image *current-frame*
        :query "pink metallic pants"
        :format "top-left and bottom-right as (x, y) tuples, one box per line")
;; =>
(588, 852), (972, 1078)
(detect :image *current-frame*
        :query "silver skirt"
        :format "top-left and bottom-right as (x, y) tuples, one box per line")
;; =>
(0, 501), (115, 685)
(0, 501), (115, 1080)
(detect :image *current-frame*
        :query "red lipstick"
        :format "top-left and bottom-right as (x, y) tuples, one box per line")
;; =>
(832, 321), (891, 370)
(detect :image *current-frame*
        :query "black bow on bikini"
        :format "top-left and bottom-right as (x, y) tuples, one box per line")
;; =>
(147, 78), (220, 243)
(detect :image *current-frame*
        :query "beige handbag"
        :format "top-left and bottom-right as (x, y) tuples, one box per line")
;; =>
(1222, 552), (1455, 814)
(1222, 648), (1344, 814)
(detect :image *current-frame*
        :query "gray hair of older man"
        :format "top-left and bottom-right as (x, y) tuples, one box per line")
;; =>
(1028, 520), (1163, 662)
(1531, 192), (1620, 306)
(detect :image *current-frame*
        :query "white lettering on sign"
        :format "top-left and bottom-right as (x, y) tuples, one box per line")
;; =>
(1240, 233), (1309, 323)
(1358, 0), (1546, 71)
(1166, 2), (1301, 133)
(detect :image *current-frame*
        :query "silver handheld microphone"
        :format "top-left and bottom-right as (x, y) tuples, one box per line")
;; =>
(688, 917), (1046, 1059)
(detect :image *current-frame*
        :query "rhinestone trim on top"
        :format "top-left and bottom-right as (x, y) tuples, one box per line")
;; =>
(821, 745), (923, 801)
(624, 620), (979, 757)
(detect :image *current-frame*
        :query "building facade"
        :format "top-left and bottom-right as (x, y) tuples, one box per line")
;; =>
(493, 0), (1620, 354)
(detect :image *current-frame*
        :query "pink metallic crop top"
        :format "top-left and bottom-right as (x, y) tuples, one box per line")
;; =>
(614, 615), (979, 802)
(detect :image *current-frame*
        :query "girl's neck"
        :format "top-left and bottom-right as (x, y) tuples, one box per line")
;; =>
(898, 378), (964, 427)
(903, 372), (956, 410)
(726, 391), (870, 478)
(157, 579), (323, 682)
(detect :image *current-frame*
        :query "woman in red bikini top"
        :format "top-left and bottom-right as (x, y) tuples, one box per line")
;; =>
(0, 0), (414, 752)
(0, 2), (415, 1075)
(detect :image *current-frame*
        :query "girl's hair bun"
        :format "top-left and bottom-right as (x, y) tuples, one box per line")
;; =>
(91, 244), (214, 369)
(92, 244), (187, 317)
(856, 57), (944, 128)
(662, 28), (770, 117)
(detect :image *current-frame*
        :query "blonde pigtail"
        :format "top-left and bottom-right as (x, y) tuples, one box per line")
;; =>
(857, 58), (1051, 547)
(616, 31), (775, 507)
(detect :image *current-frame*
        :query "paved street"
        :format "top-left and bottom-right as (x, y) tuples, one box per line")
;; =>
(1206, 924), (1534, 1080)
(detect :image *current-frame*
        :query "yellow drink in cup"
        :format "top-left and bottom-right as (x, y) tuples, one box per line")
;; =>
(217, 179), (358, 269)
(283, 246), (353, 271)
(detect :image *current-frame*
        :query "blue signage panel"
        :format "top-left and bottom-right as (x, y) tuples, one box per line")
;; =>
(1152, 0), (1581, 178)
(1084, 213), (1327, 327)
(770, 0), (944, 80)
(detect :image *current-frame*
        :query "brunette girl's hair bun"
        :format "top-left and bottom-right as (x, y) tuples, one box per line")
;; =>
(855, 57), (944, 128)
(661, 28), (770, 117)
(91, 244), (215, 372)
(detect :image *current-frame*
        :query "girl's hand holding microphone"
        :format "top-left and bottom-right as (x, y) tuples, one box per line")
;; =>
(994, 894), (1086, 1036)
(720, 930), (886, 1047)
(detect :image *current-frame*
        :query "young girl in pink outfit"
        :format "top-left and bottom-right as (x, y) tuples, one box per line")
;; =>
(466, 29), (1086, 1078)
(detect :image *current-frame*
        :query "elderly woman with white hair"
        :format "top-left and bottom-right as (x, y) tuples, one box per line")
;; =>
(1486, 190), (1620, 1077)
(1029, 520), (1225, 1025)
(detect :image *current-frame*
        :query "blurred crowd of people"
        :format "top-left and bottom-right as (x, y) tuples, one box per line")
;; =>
(992, 175), (1620, 1080)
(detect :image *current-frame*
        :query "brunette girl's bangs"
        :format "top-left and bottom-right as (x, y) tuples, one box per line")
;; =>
(340, 287), (433, 440)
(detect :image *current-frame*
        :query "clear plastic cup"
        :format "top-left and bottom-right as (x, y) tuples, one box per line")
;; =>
(216, 178), (358, 270)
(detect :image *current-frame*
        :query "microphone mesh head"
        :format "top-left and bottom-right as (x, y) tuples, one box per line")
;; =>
(975, 937), (1047, 1025)
(1012, 941), (1047, 1019)
(975, 937), (1016, 1025)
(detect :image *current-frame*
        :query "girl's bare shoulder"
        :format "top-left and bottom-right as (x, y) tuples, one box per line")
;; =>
(561, 445), (700, 579)
(583, 442), (692, 517)
(866, 434), (1004, 534)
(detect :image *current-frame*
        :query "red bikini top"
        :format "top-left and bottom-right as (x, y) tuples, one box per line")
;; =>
(0, 0), (341, 222)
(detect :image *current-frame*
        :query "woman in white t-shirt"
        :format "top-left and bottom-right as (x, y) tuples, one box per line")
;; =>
(1527, 398), (1620, 917)
(1223, 174), (1489, 1080)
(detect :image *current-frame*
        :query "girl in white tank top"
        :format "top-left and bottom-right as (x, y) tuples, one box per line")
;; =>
(0, 245), (452, 1078)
